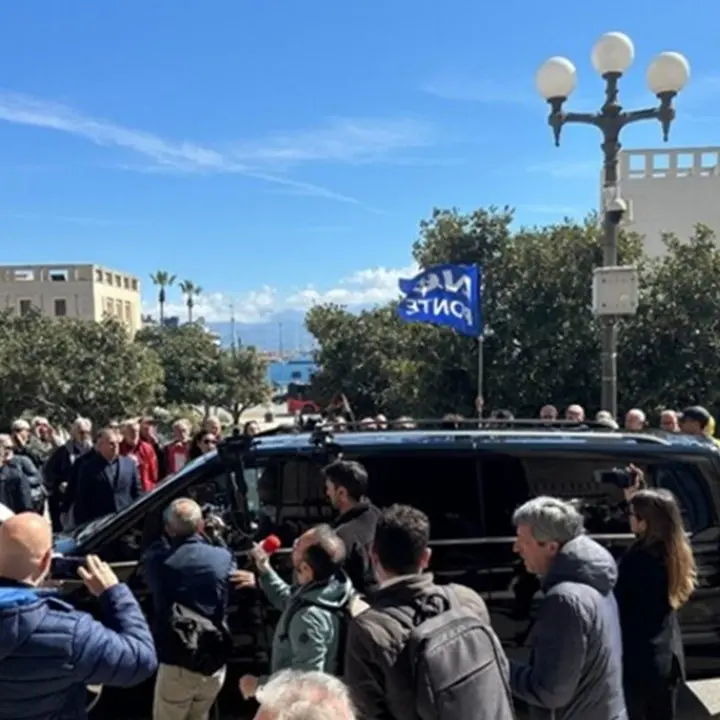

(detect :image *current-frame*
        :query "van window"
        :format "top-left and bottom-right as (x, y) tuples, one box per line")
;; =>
(651, 462), (713, 534)
(358, 453), (482, 540)
(479, 454), (530, 537)
(488, 454), (638, 536)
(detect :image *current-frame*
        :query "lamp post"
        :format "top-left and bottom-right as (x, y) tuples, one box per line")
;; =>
(535, 32), (690, 418)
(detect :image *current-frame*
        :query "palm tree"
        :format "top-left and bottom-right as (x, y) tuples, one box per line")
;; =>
(179, 280), (202, 323)
(149, 271), (177, 326)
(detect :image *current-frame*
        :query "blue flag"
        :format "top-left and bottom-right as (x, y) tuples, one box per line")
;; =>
(396, 264), (482, 337)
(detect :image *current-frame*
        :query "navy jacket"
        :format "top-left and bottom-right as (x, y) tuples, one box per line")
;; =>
(71, 452), (142, 526)
(142, 534), (236, 665)
(0, 463), (33, 513)
(510, 535), (626, 720)
(0, 580), (157, 720)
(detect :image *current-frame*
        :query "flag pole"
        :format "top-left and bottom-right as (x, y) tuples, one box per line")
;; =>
(477, 334), (484, 418)
(477, 263), (484, 419)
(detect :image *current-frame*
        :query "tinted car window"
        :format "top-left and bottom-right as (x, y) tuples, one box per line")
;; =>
(651, 461), (713, 534)
(357, 453), (482, 540)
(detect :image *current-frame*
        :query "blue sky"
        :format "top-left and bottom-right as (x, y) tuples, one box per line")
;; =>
(1, 0), (718, 323)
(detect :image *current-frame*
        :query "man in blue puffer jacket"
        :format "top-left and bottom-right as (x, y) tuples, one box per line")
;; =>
(0, 512), (158, 719)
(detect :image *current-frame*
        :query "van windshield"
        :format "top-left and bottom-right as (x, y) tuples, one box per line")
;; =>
(71, 451), (215, 543)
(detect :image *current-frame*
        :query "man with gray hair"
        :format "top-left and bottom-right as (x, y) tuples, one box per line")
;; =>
(44, 417), (93, 529)
(143, 498), (236, 720)
(254, 670), (356, 720)
(510, 496), (625, 720)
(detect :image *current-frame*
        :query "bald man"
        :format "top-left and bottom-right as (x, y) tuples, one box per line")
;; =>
(0, 513), (156, 718)
(565, 404), (585, 422)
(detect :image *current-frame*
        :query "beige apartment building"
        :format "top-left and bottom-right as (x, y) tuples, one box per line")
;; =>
(0, 263), (142, 335)
(613, 146), (720, 256)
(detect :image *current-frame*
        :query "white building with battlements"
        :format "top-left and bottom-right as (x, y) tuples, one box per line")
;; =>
(613, 146), (720, 256)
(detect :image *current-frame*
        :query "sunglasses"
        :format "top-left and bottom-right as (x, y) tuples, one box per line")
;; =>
(201, 437), (217, 446)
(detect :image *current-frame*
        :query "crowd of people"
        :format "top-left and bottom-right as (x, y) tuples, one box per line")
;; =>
(0, 413), (265, 532)
(0, 446), (699, 720)
(324, 401), (720, 440)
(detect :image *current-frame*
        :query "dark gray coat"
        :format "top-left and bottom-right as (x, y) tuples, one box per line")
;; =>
(510, 535), (627, 720)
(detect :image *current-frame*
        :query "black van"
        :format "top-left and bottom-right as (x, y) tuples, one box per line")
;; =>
(53, 422), (720, 679)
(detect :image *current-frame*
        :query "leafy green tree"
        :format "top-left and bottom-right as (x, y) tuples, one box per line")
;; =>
(0, 310), (164, 428)
(150, 270), (177, 325)
(619, 224), (720, 414)
(135, 324), (220, 407)
(206, 346), (272, 425)
(59, 318), (165, 425)
(307, 207), (650, 418)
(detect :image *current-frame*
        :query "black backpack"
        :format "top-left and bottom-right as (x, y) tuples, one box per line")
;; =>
(383, 587), (515, 720)
(158, 602), (234, 676)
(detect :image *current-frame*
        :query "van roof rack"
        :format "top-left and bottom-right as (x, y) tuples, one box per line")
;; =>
(337, 418), (620, 431)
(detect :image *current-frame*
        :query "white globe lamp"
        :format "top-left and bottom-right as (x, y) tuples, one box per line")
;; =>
(647, 51), (691, 95)
(591, 32), (635, 75)
(536, 56), (577, 100)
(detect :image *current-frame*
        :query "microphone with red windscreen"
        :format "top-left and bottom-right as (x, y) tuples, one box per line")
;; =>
(247, 534), (282, 571)
(260, 534), (282, 555)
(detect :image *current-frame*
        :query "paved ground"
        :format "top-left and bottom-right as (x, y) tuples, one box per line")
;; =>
(683, 679), (720, 719)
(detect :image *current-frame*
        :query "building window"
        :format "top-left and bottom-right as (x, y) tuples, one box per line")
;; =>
(49, 269), (69, 282)
(105, 272), (113, 284)
(53, 299), (67, 317)
(124, 301), (132, 321)
(123, 277), (130, 289)
(95, 269), (103, 282)
(131, 278), (138, 291)
(105, 298), (114, 316)
(115, 274), (122, 287)
(115, 300), (123, 317)
(18, 299), (32, 316)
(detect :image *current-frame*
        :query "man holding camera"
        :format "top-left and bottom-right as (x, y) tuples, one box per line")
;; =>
(0, 512), (157, 719)
(143, 498), (236, 720)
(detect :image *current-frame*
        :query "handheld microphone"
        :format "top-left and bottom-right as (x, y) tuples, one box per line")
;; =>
(260, 534), (282, 555)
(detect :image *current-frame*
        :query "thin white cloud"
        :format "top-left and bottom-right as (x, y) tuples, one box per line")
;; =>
(421, 76), (533, 105)
(145, 263), (420, 324)
(0, 91), (426, 207)
(231, 118), (434, 167)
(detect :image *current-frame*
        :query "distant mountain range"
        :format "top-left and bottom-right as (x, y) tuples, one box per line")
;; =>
(206, 310), (315, 352)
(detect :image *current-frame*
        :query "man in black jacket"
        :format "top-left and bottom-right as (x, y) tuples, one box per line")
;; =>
(65, 428), (142, 526)
(0, 435), (33, 513)
(323, 459), (380, 596)
(44, 417), (93, 529)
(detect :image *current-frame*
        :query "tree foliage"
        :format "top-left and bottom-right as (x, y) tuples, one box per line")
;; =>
(206, 347), (272, 424)
(135, 324), (221, 407)
(0, 311), (164, 428)
(307, 207), (720, 419)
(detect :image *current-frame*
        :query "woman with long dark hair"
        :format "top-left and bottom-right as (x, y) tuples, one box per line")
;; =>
(616, 479), (697, 720)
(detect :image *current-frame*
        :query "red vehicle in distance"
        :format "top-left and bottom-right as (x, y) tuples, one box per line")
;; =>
(286, 382), (321, 415)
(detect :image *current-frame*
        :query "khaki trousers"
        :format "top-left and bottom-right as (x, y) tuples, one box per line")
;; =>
(153, 663), (226, 720)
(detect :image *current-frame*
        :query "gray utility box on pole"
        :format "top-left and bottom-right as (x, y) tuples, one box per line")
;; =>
(592, 265), (639, 316)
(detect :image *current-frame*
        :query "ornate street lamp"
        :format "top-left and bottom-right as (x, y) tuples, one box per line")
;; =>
(535, 32), (690, 418)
